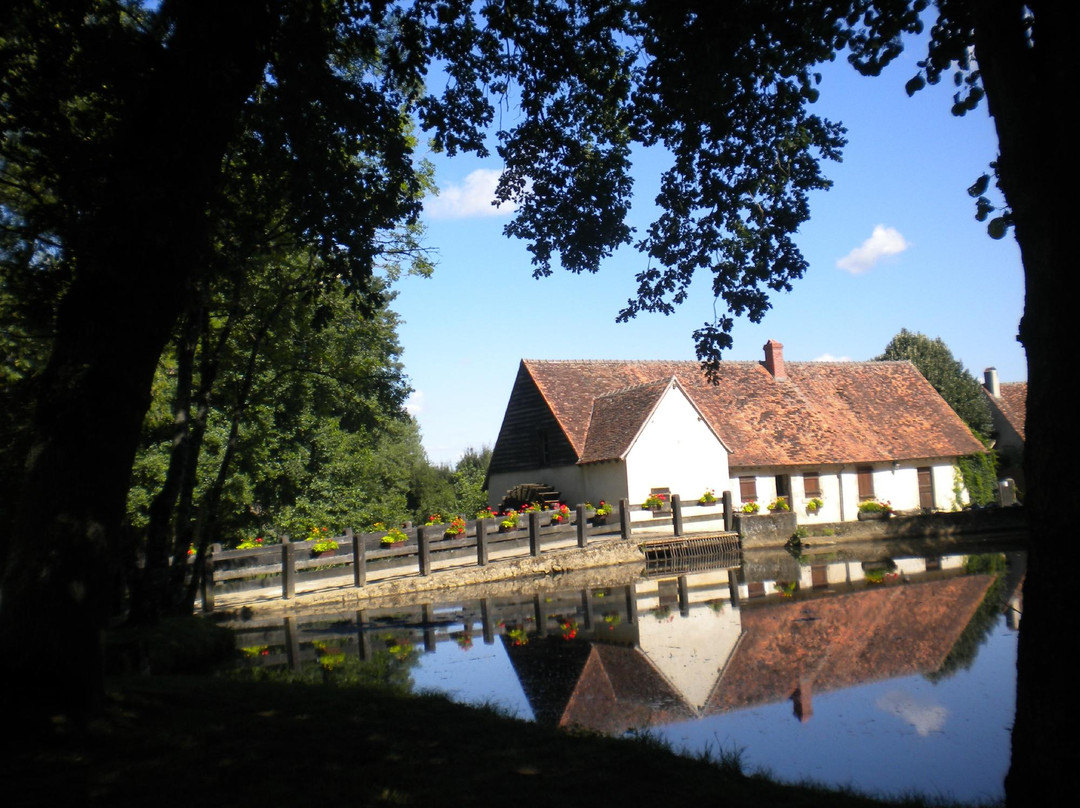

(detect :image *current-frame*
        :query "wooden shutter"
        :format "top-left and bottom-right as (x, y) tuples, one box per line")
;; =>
(857, 466), (874, 500)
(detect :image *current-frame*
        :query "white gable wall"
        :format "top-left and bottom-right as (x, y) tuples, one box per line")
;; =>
(624, 384), (730, 506)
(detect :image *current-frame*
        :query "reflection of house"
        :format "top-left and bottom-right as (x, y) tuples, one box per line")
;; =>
(982, 367), (1026, 489)
(505, 572), (995, 734)
(487, 341), (986, 521)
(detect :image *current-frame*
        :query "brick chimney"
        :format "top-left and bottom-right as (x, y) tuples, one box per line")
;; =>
(984, 367), (1000, 398)
(763, 340), (787, 381)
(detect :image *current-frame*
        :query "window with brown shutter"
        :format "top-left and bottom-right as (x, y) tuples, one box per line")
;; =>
(803, 471), (821, 497)
(857, 466), (874, 500)
(739, 476), (758, 502)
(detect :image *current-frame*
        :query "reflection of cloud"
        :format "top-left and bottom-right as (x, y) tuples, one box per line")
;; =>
(837, 225), (909, 274)
(812, 353), (851, 362)
(405, 390), (424, 416)
(425, 169), (516, 219)
(876, 690), (947, 736)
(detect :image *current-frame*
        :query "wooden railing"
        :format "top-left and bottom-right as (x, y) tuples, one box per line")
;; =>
(201, 493), (735, 611)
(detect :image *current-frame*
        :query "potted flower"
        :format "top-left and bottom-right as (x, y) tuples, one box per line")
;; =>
(806, 497), (824, 514)
(698, 488), (718, 505)
(643, 492), (668, 512)
(309, 526), (338, 557)
(475, 506), (498, 521)
(425, 513), (443, 526)
(857, 500), (893, 520)
(741, 501), (760, 514)
(549, 503), (571, 525)
(588, 500), (613, 525)
(767, 498), (790, 512)
(444, 516), (466, 538)
(380, 526), (408, 545)
(498, 509), (519, 532)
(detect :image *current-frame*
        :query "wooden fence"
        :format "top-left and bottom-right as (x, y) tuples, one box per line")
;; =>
(230, 584), (644, 672)
(201, 493), (736, 611)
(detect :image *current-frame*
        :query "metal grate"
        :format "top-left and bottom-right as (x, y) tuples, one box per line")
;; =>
(641, 533), (741, 575)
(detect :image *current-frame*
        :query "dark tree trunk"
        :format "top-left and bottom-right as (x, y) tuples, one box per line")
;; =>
(0, 2), (274, 726)
(973, 2), (1077, 803)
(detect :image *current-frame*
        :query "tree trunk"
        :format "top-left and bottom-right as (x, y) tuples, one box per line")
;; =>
(0, 2), (274, 726)
(973, 3), (1076, 803)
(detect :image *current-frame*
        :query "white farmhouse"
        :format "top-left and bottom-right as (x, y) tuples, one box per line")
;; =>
(486, 341), (986, 521)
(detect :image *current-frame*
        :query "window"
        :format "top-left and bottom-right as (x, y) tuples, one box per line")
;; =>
(857, 466), (875, 500)
(803, 472), (821, 498)
(739, 476), (758, 502)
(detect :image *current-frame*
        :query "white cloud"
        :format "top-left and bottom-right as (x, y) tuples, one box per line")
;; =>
(876, 690), (948, 736)
(405, 390), (424, 416)
(425, 169), (517, 220)
(837, 225), (910, 274)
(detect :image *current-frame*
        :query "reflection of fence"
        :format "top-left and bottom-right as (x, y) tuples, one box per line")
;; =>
(202, 495), (736, 612)
(229, 585), (642, 671)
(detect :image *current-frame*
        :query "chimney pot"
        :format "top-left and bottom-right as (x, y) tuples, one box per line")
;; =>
(984, 367), (1000, 398)
(763, 340), (787, 381)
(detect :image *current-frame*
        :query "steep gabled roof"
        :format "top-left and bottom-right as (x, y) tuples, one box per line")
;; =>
(576, 376), (728, 464)
(519, 357), (984, 468)
(985, 381), (1027, 442)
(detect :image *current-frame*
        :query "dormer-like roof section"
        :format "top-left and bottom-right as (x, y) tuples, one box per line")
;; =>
(521, 356), (984, 468)
(987, 381), (1027, 442)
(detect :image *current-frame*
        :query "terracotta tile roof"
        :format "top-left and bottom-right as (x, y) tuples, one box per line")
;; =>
(986, 381), (1027, 442)
(707, 575), (994, 714)
(523, 358), (985, 468)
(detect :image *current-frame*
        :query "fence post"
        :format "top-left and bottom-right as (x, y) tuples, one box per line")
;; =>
(282, 538), (295, 600)
(350, 528), (365, 588)
(481, 598), (494, 644)
(201, 544), (217, 613)
(528, 510), (542, 557)
(619, 498), (631, 539)
(576, 504), (588, 548)
(722, 490), (734, 532)
(476, 518), (490, 566)
(417, 525), (431, 576)
(672, 494), (684, 536)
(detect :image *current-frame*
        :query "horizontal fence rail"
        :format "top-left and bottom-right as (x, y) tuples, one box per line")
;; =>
(200, 495), (737, 611)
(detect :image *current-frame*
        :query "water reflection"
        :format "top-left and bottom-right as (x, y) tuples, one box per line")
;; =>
(226, 545), (1021, 804)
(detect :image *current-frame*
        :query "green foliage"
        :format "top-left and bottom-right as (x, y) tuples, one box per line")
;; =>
(957, 451), (1000, 508)
(875, 329), (993, 439)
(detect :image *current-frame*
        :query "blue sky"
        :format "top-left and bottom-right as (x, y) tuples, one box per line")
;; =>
(391, 43), (1026, 467)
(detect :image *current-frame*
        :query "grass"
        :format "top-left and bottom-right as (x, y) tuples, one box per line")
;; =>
(10, 672), (1000, 808)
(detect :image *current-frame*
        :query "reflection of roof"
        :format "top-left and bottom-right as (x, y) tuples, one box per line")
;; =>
(707, 575), (995, 714)
(504, 358), (984, 469)
(985, 381), (1027, 442)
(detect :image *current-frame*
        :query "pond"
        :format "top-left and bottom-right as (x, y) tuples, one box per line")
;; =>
(227, 542), (1022, 805)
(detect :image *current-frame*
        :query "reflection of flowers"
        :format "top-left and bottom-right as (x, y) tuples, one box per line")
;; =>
(603, 611), (621, 630)
(241, 645), (270, 658)
(383, 633), (415, 661)
(559, 619), (579, 640)
(313, 641), (345, 671)
(454, 632), (473, 651)
(774, 581), (796, 597)
(506, 627), (529, 646)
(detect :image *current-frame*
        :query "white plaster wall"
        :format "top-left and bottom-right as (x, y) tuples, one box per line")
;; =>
(624, 385), (730, 506)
